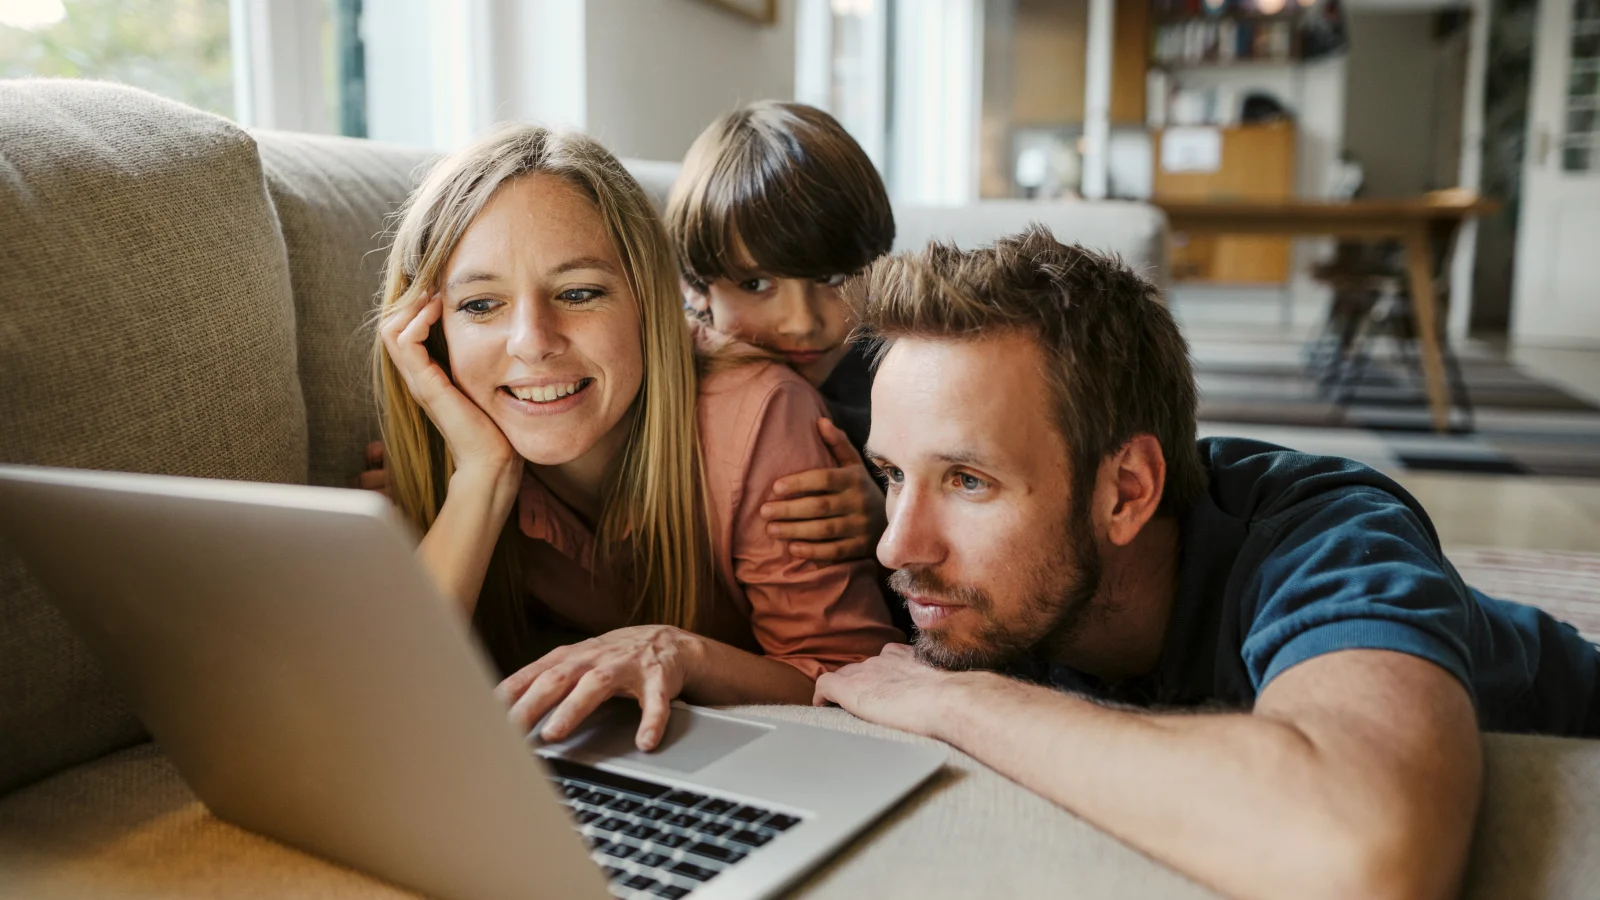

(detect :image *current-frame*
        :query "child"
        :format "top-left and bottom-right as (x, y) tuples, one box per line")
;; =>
(666, 101), (895, 568)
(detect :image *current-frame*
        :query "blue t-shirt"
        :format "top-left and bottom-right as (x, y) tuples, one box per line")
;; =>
(1019, 437), (1600, 736)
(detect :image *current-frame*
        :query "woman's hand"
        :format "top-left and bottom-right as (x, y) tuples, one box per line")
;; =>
(379, 291), (518, 484)
(496, 625), (701, 752)
(760, 418), (887, 562)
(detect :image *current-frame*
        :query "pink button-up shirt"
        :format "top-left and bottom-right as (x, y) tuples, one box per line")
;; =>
(514, 356), (903, 680)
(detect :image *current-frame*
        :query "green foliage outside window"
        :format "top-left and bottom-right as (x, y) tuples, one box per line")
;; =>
(0, 0), (233, 117)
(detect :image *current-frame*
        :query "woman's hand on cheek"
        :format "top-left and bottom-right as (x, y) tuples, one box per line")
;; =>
(495, 626), (700, 752)
(760, 418), (887, 563)
(380, 291), (518, 484)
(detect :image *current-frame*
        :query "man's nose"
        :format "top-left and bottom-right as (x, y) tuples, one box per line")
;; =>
(877, 484), (944, 572)
(507, 298), (567, 361)
(774, 280), (824, 338)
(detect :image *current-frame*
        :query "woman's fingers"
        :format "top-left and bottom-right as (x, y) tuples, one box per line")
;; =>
(542, 667), (625, 742)
(496, 649), (569, 708)
(788, 534), (873, 562)
(636, 670), (673, 751)
(505, 663), (582, 734)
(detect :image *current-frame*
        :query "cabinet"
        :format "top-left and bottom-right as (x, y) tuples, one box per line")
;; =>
(1152, 122), (1296, 283)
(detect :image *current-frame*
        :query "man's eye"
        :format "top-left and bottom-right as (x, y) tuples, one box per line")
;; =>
(876, 465), (904, 485)
(459, 298), (496, 315)
(955, 473), (985, 491)
(738, 277), (774, 293)
(558, 288), (602, 305)
(817, 273), (848, 287)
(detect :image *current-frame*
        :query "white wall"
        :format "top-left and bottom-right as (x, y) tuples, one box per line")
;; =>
(583, 0), (796, 161)
(1343, 11), (1456, 196)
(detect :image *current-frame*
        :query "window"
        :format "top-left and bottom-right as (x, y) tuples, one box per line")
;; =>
(0, 0), (236, 117)
(0, 0), (366, 135)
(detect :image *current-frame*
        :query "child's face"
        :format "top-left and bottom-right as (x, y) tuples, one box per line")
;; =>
(691, 249), (854, 387)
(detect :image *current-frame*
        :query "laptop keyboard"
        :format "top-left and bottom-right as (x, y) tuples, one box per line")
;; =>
(543, 756), (804, 899)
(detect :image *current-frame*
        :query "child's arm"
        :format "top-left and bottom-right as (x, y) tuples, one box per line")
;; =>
(760, 418), (887, 562)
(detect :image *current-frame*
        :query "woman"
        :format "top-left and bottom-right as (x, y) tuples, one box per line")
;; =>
(374, 125), (901, 752)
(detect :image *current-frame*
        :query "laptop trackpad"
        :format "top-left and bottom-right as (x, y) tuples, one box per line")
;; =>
(535, 699), (770, 774)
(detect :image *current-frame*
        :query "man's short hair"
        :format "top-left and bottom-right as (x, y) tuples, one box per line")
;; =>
(666, 101), (894, 291)
(844, 225), (1208, 516)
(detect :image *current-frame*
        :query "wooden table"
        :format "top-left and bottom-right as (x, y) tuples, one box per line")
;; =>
(1154, 196), (1499, 433)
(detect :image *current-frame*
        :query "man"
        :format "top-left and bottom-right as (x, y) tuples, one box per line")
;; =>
(814, 227), (1600, 900)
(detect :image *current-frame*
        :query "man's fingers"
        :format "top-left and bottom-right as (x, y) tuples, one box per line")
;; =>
(542, 668), (623, 741)
(636, 673), (673, 751)
(769, 466), (854, 499)
(817, 417), (864, 468)
(788, 534), (872, 562)
(813, 672), (836, 707)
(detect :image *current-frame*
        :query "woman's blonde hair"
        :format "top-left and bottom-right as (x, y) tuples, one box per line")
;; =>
(372, 125), (713, 670)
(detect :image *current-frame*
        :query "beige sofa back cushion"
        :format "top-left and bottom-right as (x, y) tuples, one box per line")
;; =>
(0, 80), (308, 793)
(254, 131), (434, 488)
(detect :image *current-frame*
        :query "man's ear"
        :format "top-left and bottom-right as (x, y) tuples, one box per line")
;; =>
(1099, 434), (1167, 549)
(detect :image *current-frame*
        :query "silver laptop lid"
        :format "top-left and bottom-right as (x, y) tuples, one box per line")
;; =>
(0, 465), (608, 900)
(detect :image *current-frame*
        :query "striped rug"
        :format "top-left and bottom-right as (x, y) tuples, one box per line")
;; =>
(1193, 336), (1600, 478)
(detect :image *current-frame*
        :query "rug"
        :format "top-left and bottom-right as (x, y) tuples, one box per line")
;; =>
(1450, 547), (1600, 641)
(1193, 335), (1600, 478)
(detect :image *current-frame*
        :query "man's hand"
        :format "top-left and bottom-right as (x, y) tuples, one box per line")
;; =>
(761, 418), (887, 562)
(496, 625), (701, 752)
(813, 643), (980, 740)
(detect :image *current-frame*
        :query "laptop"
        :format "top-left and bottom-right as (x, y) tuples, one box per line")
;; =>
(0, 464), (944, 900)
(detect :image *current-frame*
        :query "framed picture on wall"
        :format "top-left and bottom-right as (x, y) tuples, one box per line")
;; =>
(698, 0), (778, 25)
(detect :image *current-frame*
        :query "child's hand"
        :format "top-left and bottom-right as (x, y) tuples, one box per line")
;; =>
(760, 419), (887, 562)
(355, 440), (391, 497)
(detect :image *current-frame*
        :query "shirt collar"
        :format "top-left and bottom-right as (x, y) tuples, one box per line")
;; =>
(517, 470), (599, 570)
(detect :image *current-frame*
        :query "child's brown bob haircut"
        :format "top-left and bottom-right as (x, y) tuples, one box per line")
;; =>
(667, 101), (894, 291)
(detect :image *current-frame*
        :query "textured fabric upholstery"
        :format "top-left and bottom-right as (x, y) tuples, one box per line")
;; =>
(0, 80), (307, 794)
(3, 711), (1597, 899)
(254, 131), (434, 488)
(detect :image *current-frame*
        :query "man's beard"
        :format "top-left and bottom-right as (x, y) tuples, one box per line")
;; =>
(890, 497), (1102, 672)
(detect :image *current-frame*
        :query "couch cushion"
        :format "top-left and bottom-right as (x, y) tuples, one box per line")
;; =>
(0, 80), (307, 794)
(892, 199), (1170, 286)
(253, 131), (434, 488)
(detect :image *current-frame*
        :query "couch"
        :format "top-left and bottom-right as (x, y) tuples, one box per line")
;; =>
(1, 79), (1595, 899)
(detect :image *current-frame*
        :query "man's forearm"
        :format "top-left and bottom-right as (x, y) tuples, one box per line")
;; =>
(935, 672), (1456, 900)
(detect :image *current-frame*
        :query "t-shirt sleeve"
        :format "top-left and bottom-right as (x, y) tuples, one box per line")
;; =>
(729, 378), (905, 681)
(1238, 487), (1476, 699)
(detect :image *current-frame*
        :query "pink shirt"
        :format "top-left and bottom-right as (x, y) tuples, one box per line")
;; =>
(515, 357), (903, 680)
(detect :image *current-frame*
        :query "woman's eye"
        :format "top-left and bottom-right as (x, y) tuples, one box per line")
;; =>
(459, 298), (496, 315)
(738, 277), (774, 293)
(558, 288), (602, 305)
(817, 273), (848, 288)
